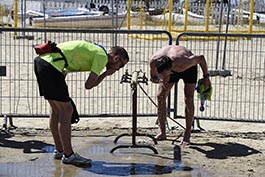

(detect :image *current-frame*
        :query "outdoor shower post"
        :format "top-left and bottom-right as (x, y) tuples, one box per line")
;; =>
(110, 70), (158, 154)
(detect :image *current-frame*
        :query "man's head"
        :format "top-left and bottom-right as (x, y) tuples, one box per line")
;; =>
(156, 55), (172, 73)
(107, 46), (129, 70)
(155, 55), (172, 83)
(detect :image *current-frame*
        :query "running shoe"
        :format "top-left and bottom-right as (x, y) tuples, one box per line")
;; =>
(62, 153), (92, 167)
(53, 150), (63, 160)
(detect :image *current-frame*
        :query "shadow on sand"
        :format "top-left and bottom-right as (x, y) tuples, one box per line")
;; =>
(0, 130), (54, 153)
(189, 142), (261, 159)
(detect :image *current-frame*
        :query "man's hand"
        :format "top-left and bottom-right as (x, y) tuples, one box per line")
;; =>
(150, 76), (160, 83)
(203, 77), (211, 90)
(106, 68), (117, 76)
(160, 73), (170, 84)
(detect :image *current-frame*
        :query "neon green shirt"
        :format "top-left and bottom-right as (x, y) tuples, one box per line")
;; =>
(40, 40), (108, 76)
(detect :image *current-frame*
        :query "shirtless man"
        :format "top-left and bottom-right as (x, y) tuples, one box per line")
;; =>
(149, 45), (211, 144)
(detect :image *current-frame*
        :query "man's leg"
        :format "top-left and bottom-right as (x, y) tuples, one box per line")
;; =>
(182, 83), (196, 144)
(156, 83), (174, 140)
(49, 99), (92, 166)
(49, 100), (73, 156)
(48, 100), (63, 152)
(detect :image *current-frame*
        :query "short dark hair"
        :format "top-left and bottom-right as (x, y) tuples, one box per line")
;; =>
(156, 55), (172, 73)
(110, 46), (129, 63)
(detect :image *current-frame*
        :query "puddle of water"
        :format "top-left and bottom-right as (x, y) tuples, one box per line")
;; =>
(85, 161), (174, 175)
(41, 145), (55, 153)
(0, 139), (213, 177)
(0, 158), (211, 177)
(0, 160), (189, 176)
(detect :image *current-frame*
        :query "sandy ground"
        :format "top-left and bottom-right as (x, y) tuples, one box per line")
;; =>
(0, 117), (265, 177)
(1, 20), (265, 177)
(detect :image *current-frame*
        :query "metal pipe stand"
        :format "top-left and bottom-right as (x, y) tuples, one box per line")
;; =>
(110, 70), (158, 154)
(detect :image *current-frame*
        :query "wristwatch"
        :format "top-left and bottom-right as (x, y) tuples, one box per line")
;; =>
(203, 73), (210, 78)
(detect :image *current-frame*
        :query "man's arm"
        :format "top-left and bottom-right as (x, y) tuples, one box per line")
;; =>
(150, 58), (161, 83)
(85, 69), (116, 89)
(174, 55), (208, 74)
(173, 54), (210, 88)
(188, 55), (211, 88)
(189, 55), (209, 76)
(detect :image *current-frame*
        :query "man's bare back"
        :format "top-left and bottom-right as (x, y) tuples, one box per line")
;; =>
(150, 45), (202, 74)
(151, 45), (192, 60)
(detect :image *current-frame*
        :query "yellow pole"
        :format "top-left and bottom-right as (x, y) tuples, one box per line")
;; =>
(13, 0), (18, 28)
(248, 0), (254, 33)
(184, 0), (189, 32)
(236, 0), (242, 31)
(168, 0), (173, 33)
(0, 4), (3, 26)
(127, 0), (131, 30)
(205, 0), (211, 32)
(139, 0), (143, 30)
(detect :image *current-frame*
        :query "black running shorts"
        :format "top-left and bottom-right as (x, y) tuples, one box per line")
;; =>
(34, 57), (70, 102)
(169, 65), (197, 84)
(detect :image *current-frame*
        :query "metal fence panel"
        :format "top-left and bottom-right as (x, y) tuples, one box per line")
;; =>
(175, 32), (265, 123)
(0, 28), (172, 118)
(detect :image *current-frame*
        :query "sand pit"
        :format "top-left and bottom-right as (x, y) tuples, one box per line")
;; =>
(0, 117), (265, 177)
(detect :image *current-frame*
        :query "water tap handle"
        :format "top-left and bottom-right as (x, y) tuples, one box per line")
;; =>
(130, 71), (139, 86)
(141, 72), (148, 85)
(120, 69), (131, 84)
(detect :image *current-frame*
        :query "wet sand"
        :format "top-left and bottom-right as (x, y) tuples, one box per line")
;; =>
(0, 118), (265, 177)
(1, 21), (265, 177)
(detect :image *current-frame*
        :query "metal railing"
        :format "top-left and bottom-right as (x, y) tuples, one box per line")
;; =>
(0, 28), (172, 120)
(174, 32), (265, 123)
(2, 28), (264, 125)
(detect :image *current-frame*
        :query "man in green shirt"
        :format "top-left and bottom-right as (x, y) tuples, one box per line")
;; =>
(34, 40), (129, 167)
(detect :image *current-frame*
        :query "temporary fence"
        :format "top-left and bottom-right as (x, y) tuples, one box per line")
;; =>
(2, 0), (265, 34)
(174, 32), (265, 123)
(1, 28), (265, 127)
(0, 28), (172, 122)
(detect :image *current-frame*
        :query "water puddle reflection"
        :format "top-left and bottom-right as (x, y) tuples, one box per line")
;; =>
(0, 141), (212, 177)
